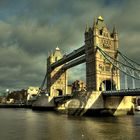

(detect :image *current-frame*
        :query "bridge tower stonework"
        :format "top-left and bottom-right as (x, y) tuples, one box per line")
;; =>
(47, 47), (67, 97)
(85, 16), (120, 91)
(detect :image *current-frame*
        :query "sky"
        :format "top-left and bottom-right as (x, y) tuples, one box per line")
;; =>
(0, 0), (140, 91)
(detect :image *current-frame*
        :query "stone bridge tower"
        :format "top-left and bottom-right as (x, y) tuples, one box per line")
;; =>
(47, 47), (67, 97)
(85, 16), (120, 91)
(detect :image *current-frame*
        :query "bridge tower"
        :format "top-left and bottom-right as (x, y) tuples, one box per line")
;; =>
(47, 47), (67, 97)
(85, 16), (120, 91)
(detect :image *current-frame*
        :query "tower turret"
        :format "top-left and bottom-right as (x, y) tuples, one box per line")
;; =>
(85, 24), (89, 33)
(112, 26), (119, 50)
(93, 17), (98, 36)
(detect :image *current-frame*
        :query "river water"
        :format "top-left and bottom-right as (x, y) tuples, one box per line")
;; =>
(0, 109), (140, 140)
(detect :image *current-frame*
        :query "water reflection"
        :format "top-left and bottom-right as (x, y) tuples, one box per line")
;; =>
(0, 109), (140, 140)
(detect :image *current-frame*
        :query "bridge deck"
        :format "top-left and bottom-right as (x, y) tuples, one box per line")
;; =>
(102, 89), (140, 96)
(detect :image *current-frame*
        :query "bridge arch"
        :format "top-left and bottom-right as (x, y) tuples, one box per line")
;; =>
(56, 89), (63, 96)
(99, 79), (116, 91)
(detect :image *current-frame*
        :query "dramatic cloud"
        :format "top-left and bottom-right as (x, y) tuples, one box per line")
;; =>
(0, 0), (139, 91)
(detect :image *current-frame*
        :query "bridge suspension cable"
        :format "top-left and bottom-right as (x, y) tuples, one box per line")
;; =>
(40, 72), (47, 90)
(117, 50), (140, 71)
(96, 46), (140, 80)
(117, 50), (140, 88)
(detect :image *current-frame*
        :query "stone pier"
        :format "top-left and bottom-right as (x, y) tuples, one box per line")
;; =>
(56, 91), (134, 116)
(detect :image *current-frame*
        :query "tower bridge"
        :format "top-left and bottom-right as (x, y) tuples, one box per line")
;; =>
(35, 16), (140, 116)
(47, 16), (120, 95)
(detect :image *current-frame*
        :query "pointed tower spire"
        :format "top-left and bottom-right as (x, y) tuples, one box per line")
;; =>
(93, 17), (98, 29)
(85, 24), (89, 33)
(113, 26), (117, 34)
(112, 26), (118, 44)
(93, 17), (96, 26)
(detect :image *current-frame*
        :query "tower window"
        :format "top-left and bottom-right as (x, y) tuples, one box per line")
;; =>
(105, 65), (110, 71)
(106, 33), (108, 37)
(99, 30), (102, 35)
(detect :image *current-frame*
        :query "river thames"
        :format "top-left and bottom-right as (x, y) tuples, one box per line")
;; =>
(0, 108), (140, 140)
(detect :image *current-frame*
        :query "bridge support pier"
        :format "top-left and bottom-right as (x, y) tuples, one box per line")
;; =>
(56, 91), (135, 116)
(32, 95), (55, 110)
(104, 96), (134, 116)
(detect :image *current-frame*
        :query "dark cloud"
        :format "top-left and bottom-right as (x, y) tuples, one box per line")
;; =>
(0, 46), (46, 90)
(0, 0), (139, 91)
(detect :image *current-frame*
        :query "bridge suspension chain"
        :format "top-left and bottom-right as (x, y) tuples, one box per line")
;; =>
(96, 46), (140, 80)
(117, 50), (140, 71)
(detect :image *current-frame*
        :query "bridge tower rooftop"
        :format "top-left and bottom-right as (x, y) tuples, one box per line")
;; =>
(98, 16), (104, 21)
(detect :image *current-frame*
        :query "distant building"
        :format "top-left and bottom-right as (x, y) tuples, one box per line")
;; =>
(0, 91), (9, 103)
(27, 86), (40, 101)
(0, 97), (7, 104)
(72, 80), (86, 92)
(6, 89), (27, 104)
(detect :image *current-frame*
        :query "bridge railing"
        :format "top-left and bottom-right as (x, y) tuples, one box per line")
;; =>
(102, 88), (140, 96)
